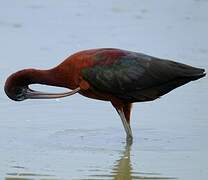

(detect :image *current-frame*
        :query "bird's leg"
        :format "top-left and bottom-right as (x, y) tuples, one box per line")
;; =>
(123, 103), (132, 124)
(111, 100), (133, 143)
(116, 108), (133, 143)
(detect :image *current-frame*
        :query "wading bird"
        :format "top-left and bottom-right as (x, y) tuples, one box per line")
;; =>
(4, 48), (206, 143)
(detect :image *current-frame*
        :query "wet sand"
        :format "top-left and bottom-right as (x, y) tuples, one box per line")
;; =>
(0, 0), (208, 179)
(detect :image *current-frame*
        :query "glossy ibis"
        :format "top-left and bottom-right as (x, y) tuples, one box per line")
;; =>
(4, 48), (206, 143)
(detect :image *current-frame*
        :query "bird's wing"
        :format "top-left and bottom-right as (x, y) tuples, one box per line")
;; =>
(81, 50), (202, 101)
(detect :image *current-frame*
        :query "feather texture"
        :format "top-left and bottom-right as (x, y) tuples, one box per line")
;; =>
(81, 49), (205, 102)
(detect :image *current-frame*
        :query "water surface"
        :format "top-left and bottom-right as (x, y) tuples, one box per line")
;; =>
(0, 0), (208, 180)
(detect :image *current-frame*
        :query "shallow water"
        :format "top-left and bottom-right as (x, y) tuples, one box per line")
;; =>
(0, 0), (208, 180)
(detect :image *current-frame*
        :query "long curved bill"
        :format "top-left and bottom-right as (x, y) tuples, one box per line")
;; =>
(25, 87), (80, 99)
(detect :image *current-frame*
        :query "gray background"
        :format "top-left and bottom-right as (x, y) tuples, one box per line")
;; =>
(0, 0), (208, 179)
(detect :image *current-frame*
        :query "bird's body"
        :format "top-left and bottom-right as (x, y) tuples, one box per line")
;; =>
(4, 48), (206, 143)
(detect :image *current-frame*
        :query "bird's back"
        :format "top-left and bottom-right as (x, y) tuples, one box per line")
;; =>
(81, 49), (206, 102)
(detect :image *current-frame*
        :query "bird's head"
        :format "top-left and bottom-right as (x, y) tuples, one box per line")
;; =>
(5, 85), (28, 101)
(5, 69), (80, 101)
(4, 70), (31, 101)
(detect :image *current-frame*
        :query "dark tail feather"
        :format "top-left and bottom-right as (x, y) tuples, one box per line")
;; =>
(175, 62), (206, 79)
(141, 68), (206, 99)
(184, 68), (206, 80)
(157, 68), (206, 97)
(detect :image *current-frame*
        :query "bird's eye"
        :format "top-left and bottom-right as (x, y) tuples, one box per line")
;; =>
(14, 87), (26, 100)
(15, 87), (23, 95)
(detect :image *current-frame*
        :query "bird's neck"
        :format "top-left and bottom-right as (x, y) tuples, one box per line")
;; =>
(33, 69), (68, 88)
(14, 68), (75, 89)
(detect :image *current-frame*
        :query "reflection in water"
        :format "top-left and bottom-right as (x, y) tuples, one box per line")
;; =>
(4, 144), (177, 180)
(87, 144), (176, 180)
(4, 145), (177, 180)
(5, 145), (176, 180)
(5, 173), (59, 180)
(112, 145), (132, 180)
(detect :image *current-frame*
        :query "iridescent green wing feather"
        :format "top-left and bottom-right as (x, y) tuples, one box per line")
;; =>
(82, 49), (205, 102)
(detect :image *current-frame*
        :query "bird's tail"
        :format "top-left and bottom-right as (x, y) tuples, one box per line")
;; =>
(181, 67), (206, 81)
(162, 67), (205, 95)
(167, 60), (206, 80)
(148, 66), (206, 99)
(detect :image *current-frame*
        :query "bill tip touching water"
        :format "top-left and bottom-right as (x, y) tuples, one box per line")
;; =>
(4, 48), (206, 143)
